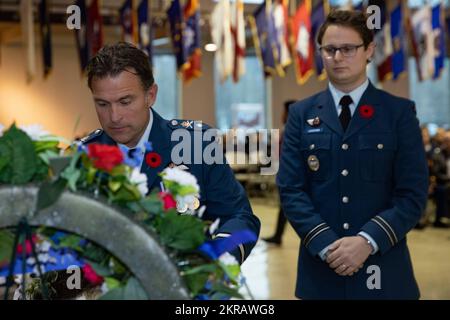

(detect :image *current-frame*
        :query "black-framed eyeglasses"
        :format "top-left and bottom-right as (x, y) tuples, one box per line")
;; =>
(319, 44), (365, 58)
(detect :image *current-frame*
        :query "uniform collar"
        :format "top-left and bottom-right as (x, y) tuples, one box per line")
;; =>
(328, 78), (369, 116)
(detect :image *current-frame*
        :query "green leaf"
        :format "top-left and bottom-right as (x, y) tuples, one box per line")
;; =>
(158, 212), (205, 251)
(2, 125), (38, 184)
(36, 178), (67, 211)
(34, 140), (59, 153)
(139, 194), (163, 214)
(218, 262), (241, 283)
(60, 166), (81, 192)
(105, 277), (121, 290)
(0, 230), (15, 263)
(0, 139), (11, 173)
(123, 277), (148, 300)
(183, 272), (210, 297)
(182, 263), (218, 276)
(56, 234), (84, 251)
(108, 180), (122, 193)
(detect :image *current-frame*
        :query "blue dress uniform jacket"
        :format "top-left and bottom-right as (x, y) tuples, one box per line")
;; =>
(80, 110), (260, 264)
(276, 82), (428, 299)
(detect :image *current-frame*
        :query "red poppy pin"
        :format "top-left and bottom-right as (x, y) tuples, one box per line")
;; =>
(359, 105), (375, 119)
(145, 152), (162, 168)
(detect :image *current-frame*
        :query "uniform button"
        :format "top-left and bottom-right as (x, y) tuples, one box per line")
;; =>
(343, 223), (350, 230)
(309, 144), (315, 150)
(341, 169), (349, 176)
(341, 144), (349, 150)
(171, 120), (178, 126)
(342, 196), (349, 203)
(377, 144), (384, 150)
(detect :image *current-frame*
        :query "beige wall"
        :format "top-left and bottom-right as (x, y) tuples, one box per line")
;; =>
(0, 27), (411, 140)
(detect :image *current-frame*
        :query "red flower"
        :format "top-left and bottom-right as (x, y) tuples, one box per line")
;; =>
(158, 192), (177, 211)
(87, 144), (124, 172)
(16, 235), (38, 255)
(82, 263), (104, 286)
(359, 105), (375, 119)
(145, 152), (162, 168)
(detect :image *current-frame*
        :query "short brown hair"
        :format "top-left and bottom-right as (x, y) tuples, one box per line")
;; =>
(87, 42), (154, 91)
(317, 10), (374, 48)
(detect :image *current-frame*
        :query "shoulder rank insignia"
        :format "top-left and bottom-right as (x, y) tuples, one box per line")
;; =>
(181, 120), (193, 129)
(79, 129), (103, 143)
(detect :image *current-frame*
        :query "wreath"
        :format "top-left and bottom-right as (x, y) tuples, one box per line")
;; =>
(0, 124), (255, 300)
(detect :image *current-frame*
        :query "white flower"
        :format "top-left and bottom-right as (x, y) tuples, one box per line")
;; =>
(19, 124), (50, 141)
(162, 167), (200, 193)
(219, 252), (239, 266)
(130, 168), (148, 197)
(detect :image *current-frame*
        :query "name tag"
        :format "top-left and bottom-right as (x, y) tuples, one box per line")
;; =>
(306, 128), (323, 134)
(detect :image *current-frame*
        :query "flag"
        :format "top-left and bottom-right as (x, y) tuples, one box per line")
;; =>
(167, 0), (187, 72)
(272, 0), (292, 73)
(137, 0), (153, 67)
(311, 1), (328, 80)
(119, 0), (138, 45)
(249, 1), (279, 77)
(74, 0), (89, 73)
(183, 0), (202, 82)
(87, 0), (103, 59)
(20, 0), (36, 83)
(390, 3), (405, 80)
(39, 0), (52, 78)
(431, 3), (445, 79)
(290, 0), (314, 85)
(370, 0), (392, 82)
(210, 0), (233, 82)
(409, 6), (434, 81)
(230, 0), (246, 82)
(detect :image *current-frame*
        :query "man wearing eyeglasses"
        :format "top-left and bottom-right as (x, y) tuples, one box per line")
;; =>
(277, 10), (428, 299)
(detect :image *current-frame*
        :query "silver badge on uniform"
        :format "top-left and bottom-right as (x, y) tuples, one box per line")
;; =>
(307, 155), (320, 172)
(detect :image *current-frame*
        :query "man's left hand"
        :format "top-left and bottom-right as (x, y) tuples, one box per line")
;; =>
(326, 236), (372, 276)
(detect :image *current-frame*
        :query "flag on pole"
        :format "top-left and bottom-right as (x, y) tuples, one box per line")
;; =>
(87, 0), (103, 59)
(137, 0), (153, 67)
(409, 5), (434, 81)
(249, 1), (279, 77)
(75, 0), (89, 73)
(230, 0), (246, 82)
(20, 0), (36, 83)
(390, 3), (405, 80)
(211, 0), (233, 82)
(431, 3), (445, 79)
(167, 0), (187, 72)
(311, 0), (329, 80)
(183, 0), (202, 83)
(290, 0), (314, 85)
(370, 0), (392, 82)
(119, 0), (138, 45)
(272, 0), (292, 73)
(39, 0), (52, 78)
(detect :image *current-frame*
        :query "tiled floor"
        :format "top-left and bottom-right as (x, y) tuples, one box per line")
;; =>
(241, 198), (450, 300)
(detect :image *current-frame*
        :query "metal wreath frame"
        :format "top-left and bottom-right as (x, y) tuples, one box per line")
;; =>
(0, 185), (190, 300)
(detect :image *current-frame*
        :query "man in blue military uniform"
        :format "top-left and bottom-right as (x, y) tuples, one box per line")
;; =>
(277, 10), (428, 299)
(79, 42), (260, 264)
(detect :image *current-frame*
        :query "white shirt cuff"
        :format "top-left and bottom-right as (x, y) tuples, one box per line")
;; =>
(358, 231), (379, 254)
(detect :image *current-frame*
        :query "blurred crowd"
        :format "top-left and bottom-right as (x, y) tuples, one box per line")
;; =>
(420, 126), (450, 229)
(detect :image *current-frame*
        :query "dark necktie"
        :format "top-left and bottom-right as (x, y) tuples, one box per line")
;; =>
(128, 148), (137, 158)
(339, 95), (353, 132)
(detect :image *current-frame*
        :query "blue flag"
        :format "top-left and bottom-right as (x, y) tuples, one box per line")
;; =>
(311, 1), (326, 79)
(250, 1), (278, 77)
(167, 0), (187, 71)
(390, 4), (405, 80)
(138, 0), (153, 67)
(432, 4), (445, 79)
(39, 0), (52, 78)
(74, 0), (89, 73)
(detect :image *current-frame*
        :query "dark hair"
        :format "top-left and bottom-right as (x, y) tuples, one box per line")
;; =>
(87, 42), (154, 91)
(317, 10), (374, 48)
(284, 100), (296, 114)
